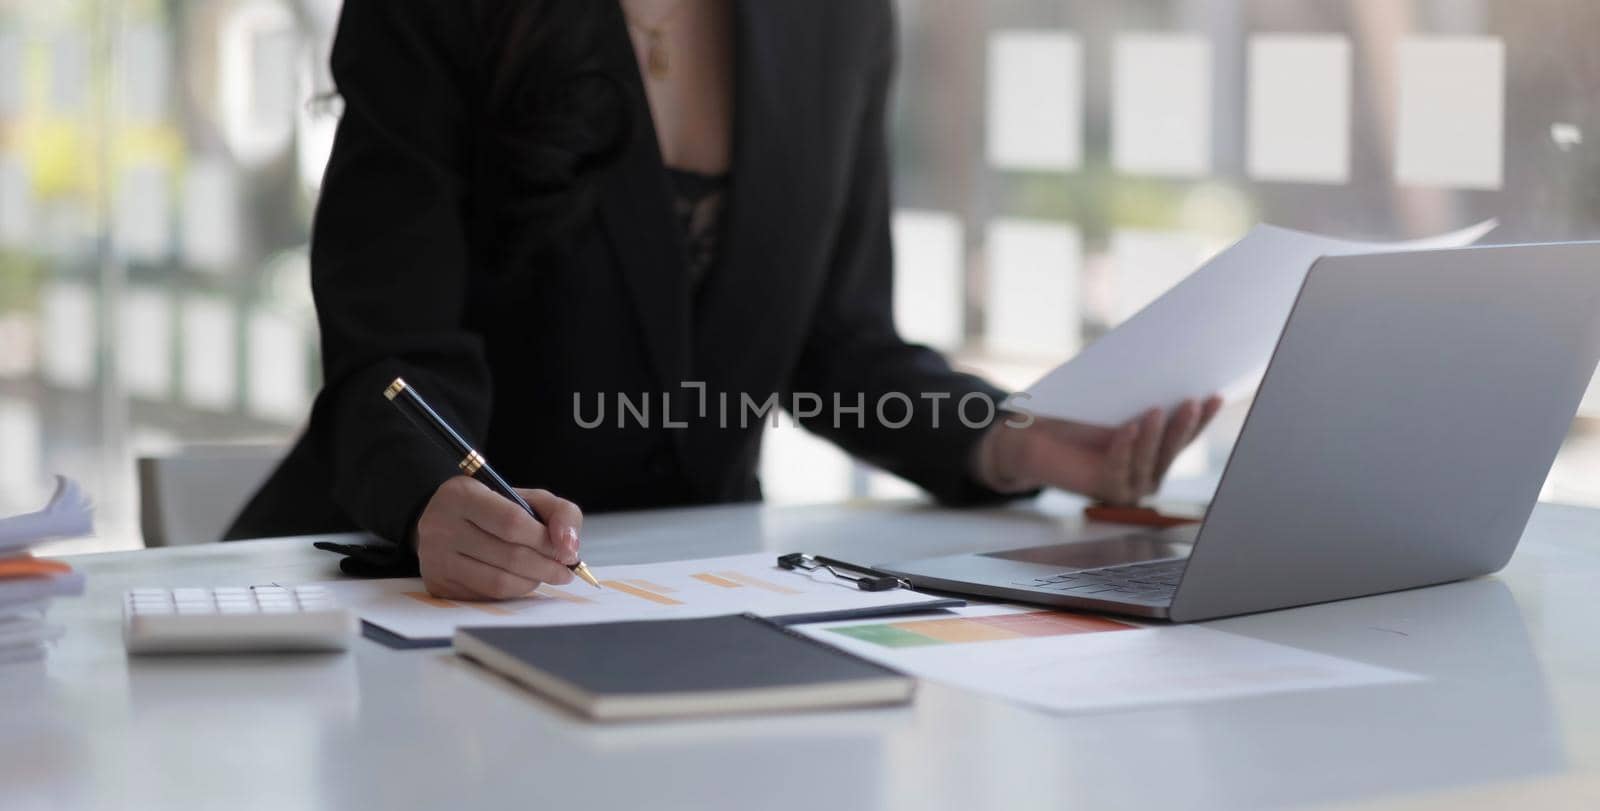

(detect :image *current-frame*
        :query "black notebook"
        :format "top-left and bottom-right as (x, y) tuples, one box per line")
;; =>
(454, 614), (914, 721)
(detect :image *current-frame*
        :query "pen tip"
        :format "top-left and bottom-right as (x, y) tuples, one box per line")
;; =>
(573, 562), (601, 589)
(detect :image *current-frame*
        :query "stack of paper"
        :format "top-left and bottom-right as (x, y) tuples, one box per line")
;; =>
(0, 477), (92, 665)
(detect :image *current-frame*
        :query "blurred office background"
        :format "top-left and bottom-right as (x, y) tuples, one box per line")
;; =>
(0, 0), (1597, 551)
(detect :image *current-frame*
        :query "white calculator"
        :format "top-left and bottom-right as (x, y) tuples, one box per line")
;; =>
(122, 585), (357, 654)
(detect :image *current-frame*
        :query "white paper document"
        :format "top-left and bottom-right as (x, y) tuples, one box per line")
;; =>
(319, 553), (955, 641)
(800, 605), (1419, 714)
(1021, 220), (1498, 426)
(0, 574), (85, 609)
(0, 476), (94, 552)
(0, 614), (64, 650)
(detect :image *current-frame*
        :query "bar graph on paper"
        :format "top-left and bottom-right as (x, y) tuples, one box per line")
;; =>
(317, 553), (942, 640)
(401, 569), (795, 612)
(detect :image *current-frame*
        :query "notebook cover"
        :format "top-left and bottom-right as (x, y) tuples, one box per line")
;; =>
(457, 613), (906, 697)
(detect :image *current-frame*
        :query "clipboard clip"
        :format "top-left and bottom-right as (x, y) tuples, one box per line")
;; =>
(777, 553), (910, 592)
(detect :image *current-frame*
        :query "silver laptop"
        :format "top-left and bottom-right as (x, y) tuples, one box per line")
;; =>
(882, 242), (1600, 622)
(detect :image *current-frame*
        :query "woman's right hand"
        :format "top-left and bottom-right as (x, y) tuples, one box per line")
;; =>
(412, 476), (583, 600)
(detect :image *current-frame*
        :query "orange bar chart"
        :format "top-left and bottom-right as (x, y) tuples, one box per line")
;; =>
(601, 580), (683, 606)
(403, 591), (456, 610)
(535, 587), (594, 605)
(692, 572), (742, 588)
(625, 579), (676, 593)
(718, 571), (801, 594)
(403, 592), (515, 616)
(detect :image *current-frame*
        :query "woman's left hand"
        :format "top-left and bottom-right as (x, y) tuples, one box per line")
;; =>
(974, 396), (1223, 505)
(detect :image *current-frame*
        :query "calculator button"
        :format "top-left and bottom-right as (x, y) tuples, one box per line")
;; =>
(130, 589), (168, 599)
(172, 588), (209, 601)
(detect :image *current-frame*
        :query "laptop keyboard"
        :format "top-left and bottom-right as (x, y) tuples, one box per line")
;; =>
(1016, 557), (1188, 603)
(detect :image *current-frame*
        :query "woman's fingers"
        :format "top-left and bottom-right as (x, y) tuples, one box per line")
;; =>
(1154, 400), (1203, 482)
(1015, 428), (1106, 495)
(1146, 396), (1224, 494)
(1130, 408), (1164, 498)
(1099, 421), (1141, 504)
(444, 553), (542, 601)
(413, 477), (591, 600)
(1197, 395), (1224, 433)
(1040, 416), (1113, 447)
(453, 478), (562, 559)
(518, 488), (583, 565)
(425, 576), (497, 602)
(454, 521), (574, 586)
(1001, 397), (1226, 507)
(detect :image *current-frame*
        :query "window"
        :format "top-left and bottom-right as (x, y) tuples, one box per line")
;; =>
(2, 1), (1596, 550)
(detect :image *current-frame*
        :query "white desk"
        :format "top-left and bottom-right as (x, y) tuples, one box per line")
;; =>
(5, 497), (1600, 811)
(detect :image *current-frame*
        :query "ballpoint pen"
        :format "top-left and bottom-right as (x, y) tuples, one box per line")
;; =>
(383, 377), (602, 589)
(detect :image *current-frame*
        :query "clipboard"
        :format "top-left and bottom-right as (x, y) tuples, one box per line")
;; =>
(773, 553), (966, 624)
(777, 553), (910, 591)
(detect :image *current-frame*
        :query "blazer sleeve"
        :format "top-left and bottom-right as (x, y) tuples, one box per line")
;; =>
(304, 0), (489, 544)
(787, 6), (1026, 506)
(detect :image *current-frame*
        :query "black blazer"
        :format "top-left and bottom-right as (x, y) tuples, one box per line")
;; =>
(228, 0), (1015, 544)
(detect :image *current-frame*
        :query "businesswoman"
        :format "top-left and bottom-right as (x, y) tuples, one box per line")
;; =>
(232, 0), (1219, 599)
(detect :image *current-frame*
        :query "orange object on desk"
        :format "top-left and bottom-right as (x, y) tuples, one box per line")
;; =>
(0, 557), (74, 578)
(1083, 504), (1201, 529)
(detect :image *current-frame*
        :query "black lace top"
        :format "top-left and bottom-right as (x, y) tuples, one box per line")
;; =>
(667, 167), (728, 292)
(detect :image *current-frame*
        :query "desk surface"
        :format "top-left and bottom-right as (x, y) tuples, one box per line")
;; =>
(5, 496), (1600, 811)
